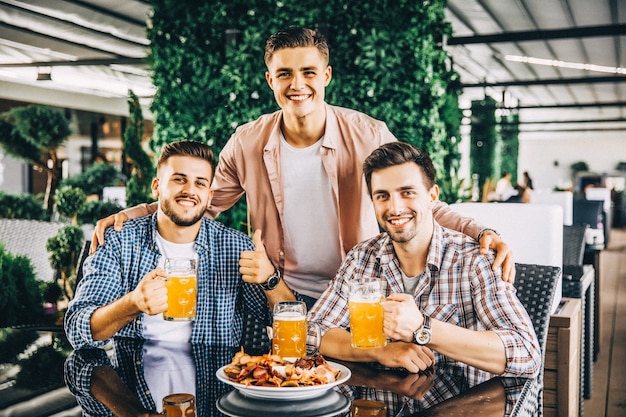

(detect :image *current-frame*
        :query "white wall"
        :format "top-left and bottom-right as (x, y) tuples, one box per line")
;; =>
(518, 131), (626, 192)
(0, 151), (27, 193)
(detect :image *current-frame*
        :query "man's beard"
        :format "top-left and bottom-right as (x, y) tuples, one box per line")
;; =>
(161, 198), (205, 227)
(380, 211), (418, 243)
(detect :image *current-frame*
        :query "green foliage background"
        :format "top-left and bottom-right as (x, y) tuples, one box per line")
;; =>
(148, 0), (462, 230)
(470, 97), (498, 192)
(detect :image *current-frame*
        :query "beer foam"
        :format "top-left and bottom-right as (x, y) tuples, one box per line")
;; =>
(274, 311), (305, 320)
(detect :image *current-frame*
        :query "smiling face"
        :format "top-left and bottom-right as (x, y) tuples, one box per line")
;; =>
(265, 46), (332, 123)
(152, 155), (214, 228)
(370, 162), (439, 244)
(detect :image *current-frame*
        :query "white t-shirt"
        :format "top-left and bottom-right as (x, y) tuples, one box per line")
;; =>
(142, 339), (196, 412)
(142, 233), (196, 342)
(280, 136), (342, 299)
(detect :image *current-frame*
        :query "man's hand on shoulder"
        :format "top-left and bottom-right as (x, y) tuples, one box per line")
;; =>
(478, 230), (516, 283)
(89, 212), (129, 254)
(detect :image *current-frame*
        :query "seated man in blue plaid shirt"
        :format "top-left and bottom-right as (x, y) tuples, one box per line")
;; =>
(65, 140), (273, 350)
(309, 142), (541, 382)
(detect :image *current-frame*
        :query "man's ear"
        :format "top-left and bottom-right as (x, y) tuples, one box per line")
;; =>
(430, 184), (440, 203)
(324, 65), (332, 87)
(151, 177), (160, 199)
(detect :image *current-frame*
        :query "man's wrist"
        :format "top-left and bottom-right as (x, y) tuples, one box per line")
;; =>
(260, 269), (281, 291)
(477, 228), (500, 241)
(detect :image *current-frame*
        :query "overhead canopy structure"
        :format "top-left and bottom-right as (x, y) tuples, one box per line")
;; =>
(0, 0), (624, 133)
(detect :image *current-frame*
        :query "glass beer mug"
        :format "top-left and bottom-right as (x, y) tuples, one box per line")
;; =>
(163, 258), (197, 321)
(269, 301), (321, 358)
(348, 278), (387, 349)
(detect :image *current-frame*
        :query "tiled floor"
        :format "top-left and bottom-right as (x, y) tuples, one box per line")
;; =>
(583, 227), (626, 417)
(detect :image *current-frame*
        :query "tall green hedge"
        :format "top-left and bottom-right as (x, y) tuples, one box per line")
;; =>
(148, 0), (462, 229)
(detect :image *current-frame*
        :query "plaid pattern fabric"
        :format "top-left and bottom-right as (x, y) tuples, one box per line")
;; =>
(309, 223), (542, 379)
(65, 214), (269, 349)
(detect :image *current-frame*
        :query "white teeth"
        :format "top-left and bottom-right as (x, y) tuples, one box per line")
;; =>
(178, 200), (195, 206)
(390, 218), (409, 225)
(289, 95), (308, 101)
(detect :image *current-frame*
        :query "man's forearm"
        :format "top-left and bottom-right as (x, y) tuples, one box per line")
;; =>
(90, 295), (141, 342)
(428, 319), (506, 374)
(432, 201), (483, 240)
(122, 202), (157, 220)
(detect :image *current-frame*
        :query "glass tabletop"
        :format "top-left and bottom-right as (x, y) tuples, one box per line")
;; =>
(62, 337), (534, 417)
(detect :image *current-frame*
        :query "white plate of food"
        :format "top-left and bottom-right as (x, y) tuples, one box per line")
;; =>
(216, 360), (351, 400)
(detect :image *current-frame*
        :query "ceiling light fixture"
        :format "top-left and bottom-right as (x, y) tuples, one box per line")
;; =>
(505, 54), (626, 75)
(36, 67), (52, 81)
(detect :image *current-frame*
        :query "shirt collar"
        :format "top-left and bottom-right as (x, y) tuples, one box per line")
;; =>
(375, 221), (446, 273)
(147, 213), (211, 255)
(264, 104), (339, 151)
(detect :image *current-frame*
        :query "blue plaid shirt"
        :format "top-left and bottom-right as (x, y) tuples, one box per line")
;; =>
(65, 214), (269, 349)
(309, 223), (541, 380)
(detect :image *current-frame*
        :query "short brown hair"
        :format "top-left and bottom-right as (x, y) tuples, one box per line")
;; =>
(264, 27), (330, 66)
(157, 140), (216, 181)
(363, 142), (436, 195)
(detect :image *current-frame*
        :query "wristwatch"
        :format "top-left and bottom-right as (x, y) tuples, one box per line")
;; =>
(413, 315), (432, 345)
(260, 270), (281, 291)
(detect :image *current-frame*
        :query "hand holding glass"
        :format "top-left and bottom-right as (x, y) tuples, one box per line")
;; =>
(348, 279), (386, 349)
(163, 258), (197, 321)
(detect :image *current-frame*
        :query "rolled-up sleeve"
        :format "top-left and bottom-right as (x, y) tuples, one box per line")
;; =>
(471, 257), (541, 378)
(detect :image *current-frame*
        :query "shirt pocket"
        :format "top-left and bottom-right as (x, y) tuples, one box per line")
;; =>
(423, 304), (461, 326)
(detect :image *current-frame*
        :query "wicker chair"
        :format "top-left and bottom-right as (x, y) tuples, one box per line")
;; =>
(562, 223), (595, 408)
(512, 263), (562, 417)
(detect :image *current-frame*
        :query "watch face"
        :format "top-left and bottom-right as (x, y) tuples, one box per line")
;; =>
(262, 274), (280, 290)
(415, 329), (432, 345)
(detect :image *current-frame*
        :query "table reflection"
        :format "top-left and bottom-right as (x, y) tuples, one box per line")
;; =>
(64, 338), (533, 417)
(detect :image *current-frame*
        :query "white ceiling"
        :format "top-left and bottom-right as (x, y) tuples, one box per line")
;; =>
(0, 0), (624, 135)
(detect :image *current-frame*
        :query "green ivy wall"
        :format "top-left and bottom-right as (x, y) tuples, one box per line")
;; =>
(148, 0), (462, 230)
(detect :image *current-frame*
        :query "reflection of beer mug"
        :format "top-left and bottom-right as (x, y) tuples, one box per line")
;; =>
(163, 258), (197, 321)
(350, 399), (387, 417)
(348, 279), (386, 349)
(163, 393), (196, 417)
(271, 301), (320, 358)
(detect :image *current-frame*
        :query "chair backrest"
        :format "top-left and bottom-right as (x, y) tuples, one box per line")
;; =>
(514, 263), (561, 355)
(449, 203), (563, 267)
(562, 224), (588, 267)
(450, 203), (563, 313)
(572, 200), (603, 229)
(74, 240), (91, 287)
(513, 263), (562, 417)
(529, 190), (573, 225)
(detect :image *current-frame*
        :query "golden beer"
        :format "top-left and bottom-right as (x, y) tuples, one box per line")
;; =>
(164, 275), (197, 321)
(348, 299), (386, 349)
(272, 312), (307, 358)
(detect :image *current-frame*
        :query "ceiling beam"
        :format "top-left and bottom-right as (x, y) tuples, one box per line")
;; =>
(0, 57), (147, 68)
(448, 23), (626, 45)
(507, 118), (626, 124)
(463, 76), (626, 88)
(516, 101), (626, 109)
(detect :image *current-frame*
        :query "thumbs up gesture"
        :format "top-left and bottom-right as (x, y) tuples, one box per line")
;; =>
(239, 229), (276, 285)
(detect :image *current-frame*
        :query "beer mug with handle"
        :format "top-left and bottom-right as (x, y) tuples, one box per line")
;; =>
(348, 278), (387, 349)
(269, 301), (321, 358)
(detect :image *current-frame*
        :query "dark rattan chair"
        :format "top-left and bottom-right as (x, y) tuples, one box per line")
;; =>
(240, 307), (271, 355)
(512, 263), (562, 417)
(562, 223), (595, 408)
